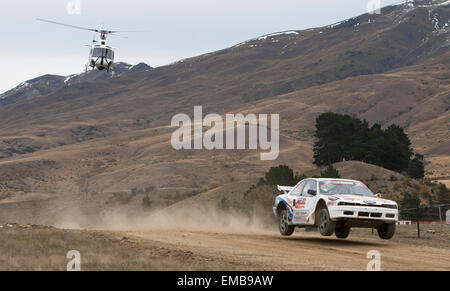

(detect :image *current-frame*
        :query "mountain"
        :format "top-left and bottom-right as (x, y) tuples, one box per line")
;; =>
(0, 62), (152, 107)
(0, 74), (65, 107)
(0, 1), (448, 221)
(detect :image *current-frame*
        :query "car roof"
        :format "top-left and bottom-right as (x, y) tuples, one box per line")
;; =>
(306, 178), (362, 183)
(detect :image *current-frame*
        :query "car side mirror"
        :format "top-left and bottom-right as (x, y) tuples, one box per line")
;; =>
(307, 189), (317, 196)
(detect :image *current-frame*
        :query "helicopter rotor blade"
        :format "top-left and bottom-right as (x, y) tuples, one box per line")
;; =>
(105, 30), (152, 34)
(36, 18), (150, 36)
(114, 30), (151, 33)
(36, 18), (99, 33)
(108, 33), (129, 39)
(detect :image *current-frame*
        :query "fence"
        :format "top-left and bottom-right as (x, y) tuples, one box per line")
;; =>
(398, 204), (450, 239)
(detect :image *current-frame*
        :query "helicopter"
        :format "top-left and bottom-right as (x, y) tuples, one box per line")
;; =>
(36, 18), (146, 73)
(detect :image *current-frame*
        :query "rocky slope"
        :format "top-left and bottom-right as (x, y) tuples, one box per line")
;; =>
(0, 62), (152, 107)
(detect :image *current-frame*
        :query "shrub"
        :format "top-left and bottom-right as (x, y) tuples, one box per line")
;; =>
(320, 164), (341, 178)
(217, 196), (230, 211)
(142, 195), (152, 210)
(202, 181), (221, 192)
(259, 165), (304, 186)
(389, 175), (398, 182)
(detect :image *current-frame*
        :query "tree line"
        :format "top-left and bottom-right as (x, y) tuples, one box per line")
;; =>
(313, 112), (424, 178)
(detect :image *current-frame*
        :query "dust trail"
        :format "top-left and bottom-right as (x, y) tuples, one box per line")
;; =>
(54, 203), (274, 234)
(0, 191), (275, 234)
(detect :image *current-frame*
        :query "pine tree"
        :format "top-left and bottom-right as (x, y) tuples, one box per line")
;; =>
(264, 165), (300, 186)
(312, 112), (422, 178)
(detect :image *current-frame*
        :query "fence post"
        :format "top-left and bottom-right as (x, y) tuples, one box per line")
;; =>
(416, 200), (420, 239)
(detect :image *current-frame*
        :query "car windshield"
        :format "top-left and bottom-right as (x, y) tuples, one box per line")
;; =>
(319, 180), (374, 196)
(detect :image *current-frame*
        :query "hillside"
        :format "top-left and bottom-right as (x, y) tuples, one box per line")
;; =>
(0, 1), (448, 224)
(160, 161), (430, 225)
(163, 161), (413, 218)
(0, 62), (152, 107)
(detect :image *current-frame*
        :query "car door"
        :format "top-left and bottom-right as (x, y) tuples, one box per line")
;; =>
(290, 180), (309, 225)
(297, 180), (318, 225)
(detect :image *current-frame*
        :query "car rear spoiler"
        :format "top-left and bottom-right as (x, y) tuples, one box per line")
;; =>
(277, 185), (294, 194)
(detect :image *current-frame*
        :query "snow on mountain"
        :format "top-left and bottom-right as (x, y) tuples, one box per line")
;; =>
(0, 62), (152, 106)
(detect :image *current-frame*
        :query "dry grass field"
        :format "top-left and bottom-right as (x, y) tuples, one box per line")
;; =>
(0, 222), (448, 271)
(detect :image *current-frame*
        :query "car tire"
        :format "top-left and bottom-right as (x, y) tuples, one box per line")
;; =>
(335, 226), (351, 239)
(377, 223), (396, 240)
(278, 209), (295, 236)
(318, 208), (336, 236)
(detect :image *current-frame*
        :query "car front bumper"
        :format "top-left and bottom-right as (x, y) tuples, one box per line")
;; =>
(329, 206), (398, 223)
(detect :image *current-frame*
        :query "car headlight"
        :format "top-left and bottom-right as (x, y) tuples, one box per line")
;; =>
(383, 204), (398, 209)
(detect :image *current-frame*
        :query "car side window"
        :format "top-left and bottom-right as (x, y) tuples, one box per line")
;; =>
(310, 181), (317, 191)
(302, 181), (316, 196)
(291, 181), (305, 196)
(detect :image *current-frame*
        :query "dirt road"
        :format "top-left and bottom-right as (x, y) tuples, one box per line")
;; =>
(119, 228), (450, 271)
(1, 222), (449, 270)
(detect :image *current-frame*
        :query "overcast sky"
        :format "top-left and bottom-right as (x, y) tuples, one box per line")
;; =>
(0, 0), (402, 93)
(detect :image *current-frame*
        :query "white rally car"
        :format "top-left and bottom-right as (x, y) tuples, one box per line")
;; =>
(273, 178), (398, 239)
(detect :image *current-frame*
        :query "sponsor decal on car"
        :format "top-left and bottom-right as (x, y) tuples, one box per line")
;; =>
(294, 198), (306, 209)
(330, 181), (355, 185)
(343, 197), (361, 201)
(294, 211), (308, 221)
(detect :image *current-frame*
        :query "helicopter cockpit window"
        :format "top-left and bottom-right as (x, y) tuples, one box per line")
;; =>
(91, 47), (114, 60)
(92, 48), (103, 58)
(106, 49), (114, 60)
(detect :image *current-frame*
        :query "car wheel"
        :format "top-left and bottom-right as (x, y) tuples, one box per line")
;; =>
(278, 209), (295, 236)
(377, 223), (396, 240)
(335, 226), (351, 239)
(318, 208), (336, 236)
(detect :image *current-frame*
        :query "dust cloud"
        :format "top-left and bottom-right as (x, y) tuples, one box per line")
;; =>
(53, 202), (274, 235)
(0, 190), (275, 234)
